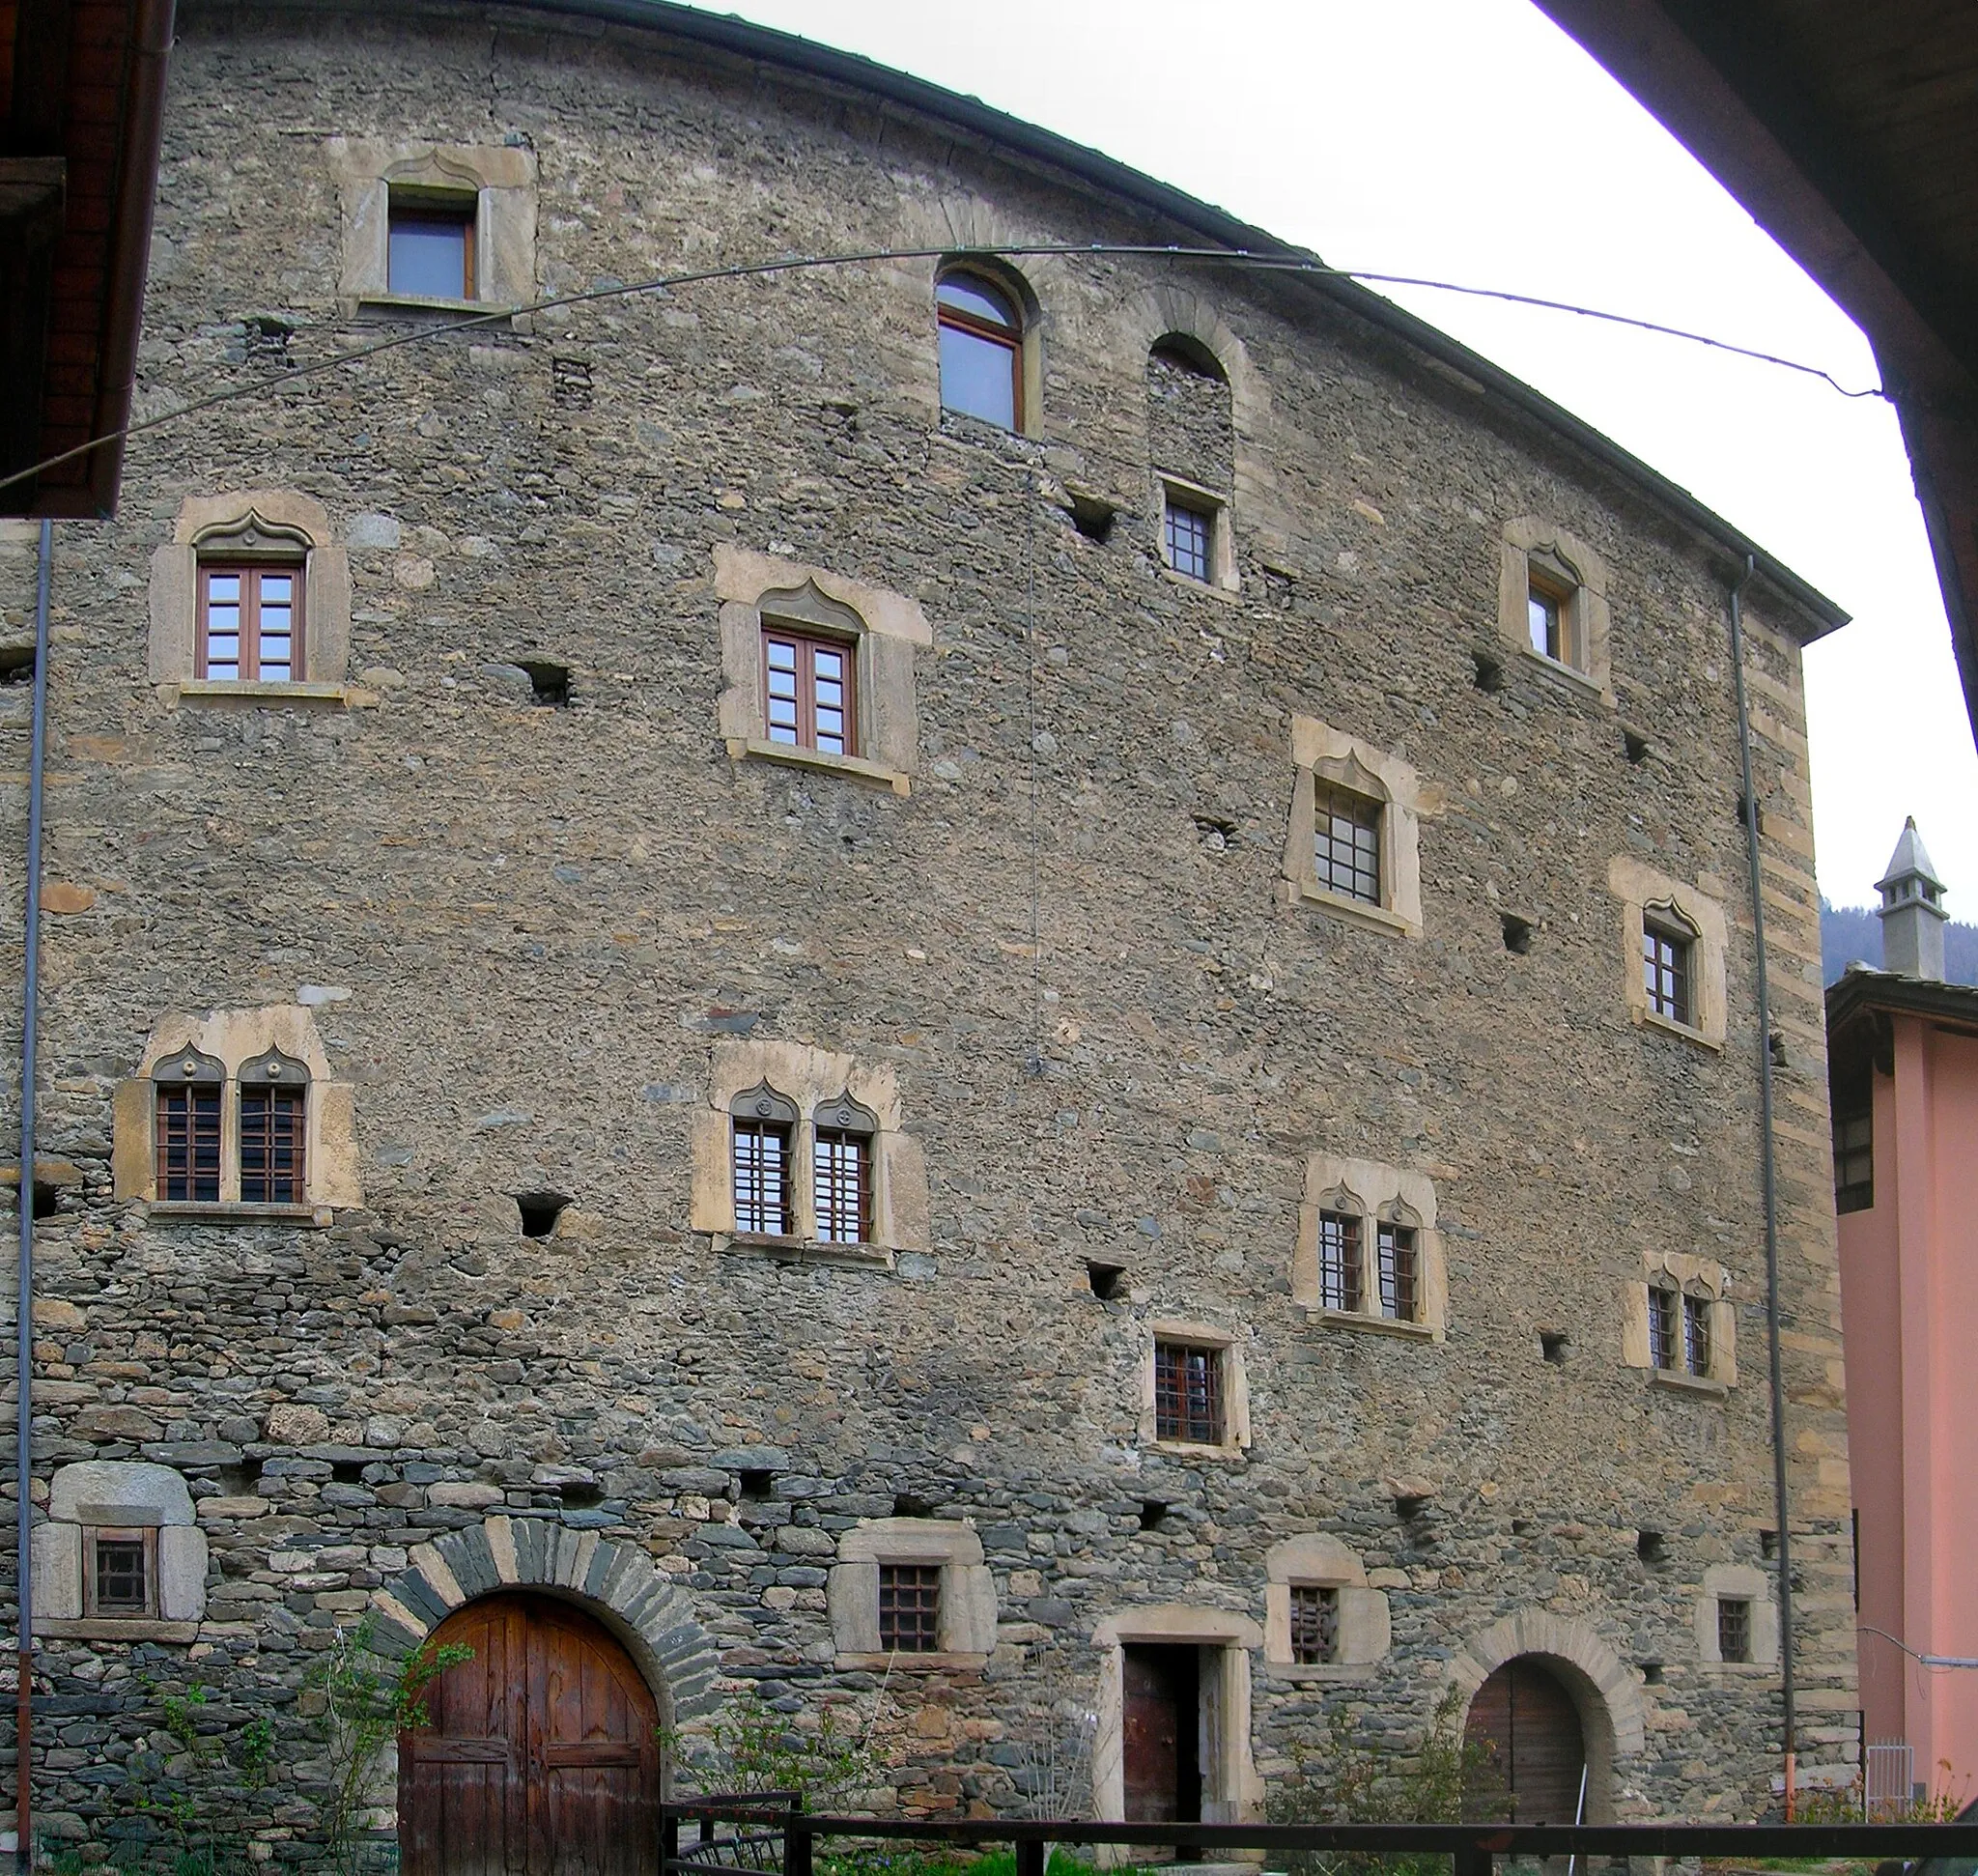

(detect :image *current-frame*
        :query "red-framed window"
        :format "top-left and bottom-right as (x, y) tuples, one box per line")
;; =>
(388, 197), (476, 299)
(198, 564), (303, 683)
(1648, 1285), (1678, 1371)
(937, 271), (1022, 430)
(1154, 1341), (1224, 1444)
(240, 1085), (307, 1205)
(762, 628), (856, 756)
(1376, 1221), (1419, 1322)
(1317, 1209), (1364, 1312)
(155, 1083), (222, 1202)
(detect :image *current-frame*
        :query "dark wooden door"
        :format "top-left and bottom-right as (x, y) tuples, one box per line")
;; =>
(1463, 1658), (1586, 1824)
(401, 1593), (661, 1876)
(1122, 1645), (1201, 1827)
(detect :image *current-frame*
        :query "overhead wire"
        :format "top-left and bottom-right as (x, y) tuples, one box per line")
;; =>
(0, 241), (1889, 503)
(1858, 1625), (1978, 1671)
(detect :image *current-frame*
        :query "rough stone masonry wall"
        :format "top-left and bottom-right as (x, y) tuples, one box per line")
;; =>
(0, 0), (1856, 1858)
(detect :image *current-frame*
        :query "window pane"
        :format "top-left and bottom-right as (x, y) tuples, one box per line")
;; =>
(240, 1085), (306, 1205)
(389, 216), (470, 298)
(936, 275), (1017, 328)
(814, 1130), (868, 1242)
(1165, 501), (1211, 582)
(207, 574), (240, 603)
(939, 324), (1018, 428)
(767, 640), (797, 671)
(260, 574), (293, 604)
(1528, 592), (1557, 657)
(1290, 1584), (1339, 1665)
(1314, 784), (1381, 904)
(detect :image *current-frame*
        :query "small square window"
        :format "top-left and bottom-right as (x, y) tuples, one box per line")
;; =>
(1314, 783), (1382, 905)
(1643, 915), (1694, 1026)
(1163, 495), (1213, 583)
(197, 564), (304, 683)
(86, 1528), (155, 1617)
(388, 196), (476, 299)
(1317, 1210), (1364, 1312)
(877, 1563), (942, 1653)
(1289, 1583), (1340, 1665)
(1717, 1597), (1751, 1663)
(1648, 1285), (1677, 1372)
(762, 627), (857, 756)
(1682, 1293), (1711, 1378)
(1154, 1340), (1225, 1444)
(1376, 1222), (1419, 1322)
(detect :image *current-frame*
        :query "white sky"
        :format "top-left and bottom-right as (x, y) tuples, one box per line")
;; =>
(690, 0), (1976, 914)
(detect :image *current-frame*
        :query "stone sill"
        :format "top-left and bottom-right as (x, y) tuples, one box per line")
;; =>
(1699, 1659), (1776, 1676)
(1262, 1661), (1377, 1686)
(1517, 644), (1613, 705)
(1650, 1368), (1730, 1401)
(1304, 1306), (1439, 1343)
(39, 1617), (198, 1641)
(1158, 565), (1242, 605)
(717, 1232), (895, 1271)
(1288, 881), (1416, 940)
(147, 1200), (332, 1227)
(835, 1651), (987, 1673)
(354, 294), (514, 324)
(1636, 1009), (1724, 1053)
(729, 736), (911, 796)
(164, 680), (365, 708)
(1148, 1438), (1248, 1464)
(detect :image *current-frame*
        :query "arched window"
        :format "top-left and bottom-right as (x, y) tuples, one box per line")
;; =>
(239, 1047), (309, 1205)
(192, 512), (310, 684)
(152, 1047), (224, 1203)
(812, 1094), (878, 1244)
(730, 1083), (799, 1236)
(937, 270), (1023, 430)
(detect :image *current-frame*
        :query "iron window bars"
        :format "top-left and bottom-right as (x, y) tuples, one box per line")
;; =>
(1154, 1340), (1224, 1444)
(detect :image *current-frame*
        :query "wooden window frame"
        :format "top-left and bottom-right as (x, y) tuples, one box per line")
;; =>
(1643, 913), (1694, 1026)
(1717, 1597), (1752, 1663)
(1526, 561), (1577, 667)
(239, 1083), (307, 1206)
(1163, 493), (1214, 583)
(761, 624), (859, 757)
(877, 1562), (943, 1654)
(84, 1526), (157, 1618)
(732, 1117), (794, 1237)
(1833, 1100), (1874, 1212)
(1153, 1340), (1225, 1445)
(1314, 782), (1382, 906)
(155, 1080), (222, 1203)
(1682, 1292), (1711, 1379)
(936, 270), (1023, 430)
(813, 1127), (872, 1245)
(196, 562), (306, 683)
(1376, 1221), (1419, 1322)
(387, 195), (477, 301)
(1648, 1284), (1678, 1372)
(1316, 1209), (1364, 1313)
(1288, 1583), (1340, 1666)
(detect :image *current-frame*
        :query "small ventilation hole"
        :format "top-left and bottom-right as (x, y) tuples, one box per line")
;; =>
(216, 1458), (264, 1496)
(1472, 649), (1505, 694)
(1139, 1500), (1168, 1531)
(1637, 1529), (1667, 1567)
(1395, 1495), (1427, 1523)
(558, 1479), (604, 1509)
(330, 1461), (367, 1486)
(1760, 1528), (1779, 1560)
(1641, 1662), (1664, 1686)
(892, 1492), (936, 1520)
(515, 1191), (571, 1239)
(1192, 815), (1236, 854)
(1068, 493), (1116, 544)
(1511, 1519), (1530, 1535)
(30, 1180), (59, 1220)
(1540, 1330), (1568, 1365)
(1501, 913), (1533, 954)
(0, 647), (37, 686)
(1087, 1262), (1125, 1301)
(1623, 727), (1651, 764)
(738, 1469), (776, 1500)
(1769, 1032), (1789, 1069)
(517, 660), (571, 708)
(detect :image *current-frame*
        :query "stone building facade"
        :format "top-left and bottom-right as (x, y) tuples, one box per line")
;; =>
(0, 0), (1858, 1861)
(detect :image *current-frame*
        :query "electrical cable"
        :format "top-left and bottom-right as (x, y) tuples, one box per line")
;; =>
(1858, 1626), (1978, 1671)
(0, 241), (1889, 504)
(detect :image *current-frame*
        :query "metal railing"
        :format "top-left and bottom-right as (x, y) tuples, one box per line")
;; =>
(661, 1794), (1978, 1876)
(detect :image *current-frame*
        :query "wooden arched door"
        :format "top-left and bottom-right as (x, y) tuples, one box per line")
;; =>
(1463, 1657), (1587, 1824)
(400, 1592), (661, 1876)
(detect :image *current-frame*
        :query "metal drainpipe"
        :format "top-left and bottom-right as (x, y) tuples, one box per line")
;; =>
(1728, 551), (1796, 1818)
(14, 519), (51, 1874)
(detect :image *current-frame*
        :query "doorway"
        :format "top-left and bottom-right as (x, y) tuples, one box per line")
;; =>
(399, 1591), (662, 1876)
(1463, 1656), (1587, 1825)
(1123, 1643), (1202, 1839)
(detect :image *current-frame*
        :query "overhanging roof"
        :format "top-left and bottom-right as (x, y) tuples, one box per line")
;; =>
(1533, 0), (1978, 736)
(1826, 963), (1978, 1038)
(1, 0), (174, 519)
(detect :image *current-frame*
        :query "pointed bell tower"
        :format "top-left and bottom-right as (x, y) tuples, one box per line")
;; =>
(1876, 815), (1949, 980)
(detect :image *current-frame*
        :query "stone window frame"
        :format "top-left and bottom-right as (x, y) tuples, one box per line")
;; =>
(1608, 857), (1729, 1050)
(1623, 1250), (1738, 1397)
(934, 255), (1044, 440)
(114, 1007), (362, 1222)
(1497, 516), (1614, 704)
(1139, 1319), (1251, 1458)
(827, 1518), (997, 1669)
(326, 138), (537, 314)
(32, 1461), (208, 1642)
(690, 1039), (931, 1267)
(150, 493), (353, 704)
(1294, 1152), (1448, 1342)
(1280, 715), (1426, 939)
(1695, 1563), (1780, 1671)
(715, 545), (928, 796)
(1262, 1534), (1391, 1684)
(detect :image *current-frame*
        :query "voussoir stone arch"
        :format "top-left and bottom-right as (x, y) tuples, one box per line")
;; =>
(1121, 283), (1264, 422)
(368, 1515), (721, 1723)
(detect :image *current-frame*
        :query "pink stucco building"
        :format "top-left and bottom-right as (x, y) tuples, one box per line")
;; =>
(1828, 820), (1978, 1801)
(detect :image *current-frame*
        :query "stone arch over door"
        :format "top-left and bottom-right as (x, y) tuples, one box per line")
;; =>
(1448, 1611), (1646, 1825)
(369, 1515), (722, 1731)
